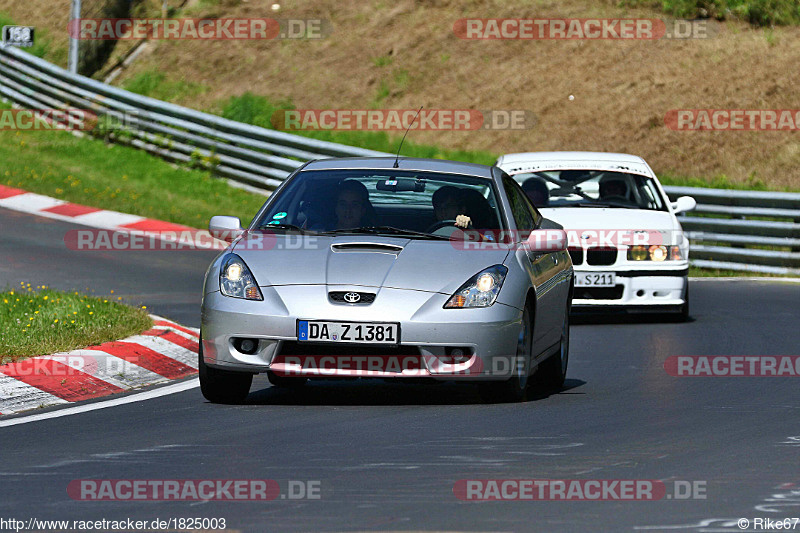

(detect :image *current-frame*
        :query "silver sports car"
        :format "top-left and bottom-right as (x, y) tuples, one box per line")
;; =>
(200, 157), (573, 403)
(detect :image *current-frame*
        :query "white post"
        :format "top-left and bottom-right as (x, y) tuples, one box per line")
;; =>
(68, 0), (81, 74)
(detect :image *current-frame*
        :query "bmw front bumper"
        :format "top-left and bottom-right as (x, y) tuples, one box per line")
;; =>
(571, 265), (688, 312)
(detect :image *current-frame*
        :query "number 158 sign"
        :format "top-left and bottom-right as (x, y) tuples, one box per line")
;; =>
(2, 26), (35, 48)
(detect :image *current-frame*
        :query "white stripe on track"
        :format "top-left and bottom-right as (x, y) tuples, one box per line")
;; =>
(41, 350), (168, 390)
(0, 373), (68, 414)
(125, 335), (199, 369)
(0, 378), (199, 427)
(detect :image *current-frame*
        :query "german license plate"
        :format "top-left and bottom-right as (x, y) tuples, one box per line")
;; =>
(575, 272), (616, 287)
(297, 320), (400, 344)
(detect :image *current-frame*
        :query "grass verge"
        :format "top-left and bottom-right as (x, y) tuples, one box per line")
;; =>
(0, 104), (267, 229)
(216, 92), (499, 166)
(0, 284), (153, 363)
(0, 11), (65, 65)
(624, 0), (800, 26)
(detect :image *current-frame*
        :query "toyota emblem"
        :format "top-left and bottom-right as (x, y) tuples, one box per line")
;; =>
(343, 292), (361, 303)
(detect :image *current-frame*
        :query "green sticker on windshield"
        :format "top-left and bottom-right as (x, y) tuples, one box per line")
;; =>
(272, 212), (287, 219)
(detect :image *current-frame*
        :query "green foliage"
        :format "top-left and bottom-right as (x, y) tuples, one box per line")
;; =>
(372, 55), (393, 67)
(0, 101), (266, 228)
(0, 10), (54, 59)
(123, 69), (208, 102)
(218, 93), (497, 165)
(624, 0), (800, 25)
(0, 285), (152, 362)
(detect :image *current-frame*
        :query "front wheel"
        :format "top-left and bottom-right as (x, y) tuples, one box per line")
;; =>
(480, 305), (532, 403)
(199, 339), (253, 404)
(678, 281), (690, 322)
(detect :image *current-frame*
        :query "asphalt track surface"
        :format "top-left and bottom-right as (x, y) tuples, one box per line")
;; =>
(1, 208), (799, 532)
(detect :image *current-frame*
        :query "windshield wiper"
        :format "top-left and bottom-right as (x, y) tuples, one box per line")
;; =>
(321, 226), (450, 240)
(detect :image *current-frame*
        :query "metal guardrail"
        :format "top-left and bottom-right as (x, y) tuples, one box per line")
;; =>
(1, 45), (798, 274)
(0, 43), (388, 191)
(663, 186), (800, 275)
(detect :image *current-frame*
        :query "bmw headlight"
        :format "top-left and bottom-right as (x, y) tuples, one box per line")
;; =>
(219, 254), (263, 301)
(628, 245), (684, 262)
(444, 265), (508, 309)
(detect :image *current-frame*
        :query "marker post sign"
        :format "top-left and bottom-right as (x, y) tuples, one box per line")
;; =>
(2, 26), (35, 47)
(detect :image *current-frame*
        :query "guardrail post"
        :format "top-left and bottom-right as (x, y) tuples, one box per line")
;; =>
(68, 0), (81, 74)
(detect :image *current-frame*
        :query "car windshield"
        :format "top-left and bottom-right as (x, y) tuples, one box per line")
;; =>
(513, 170), (667, 211)
(253, 169), (506, 237)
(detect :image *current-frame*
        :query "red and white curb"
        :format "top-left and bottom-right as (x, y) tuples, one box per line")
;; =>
(0, 184), (225, 248)
(0, 315), (199, 416)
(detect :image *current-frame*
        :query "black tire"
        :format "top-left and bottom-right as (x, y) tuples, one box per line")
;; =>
(198, 338), (253, 404)
(267, 371), (308, 388)
(536, 300), (570, 391)
(678, 281), (690, 322)
(480, 305), (532, 403)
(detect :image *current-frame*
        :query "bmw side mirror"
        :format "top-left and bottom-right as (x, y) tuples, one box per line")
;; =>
(671, 196), (697, 214)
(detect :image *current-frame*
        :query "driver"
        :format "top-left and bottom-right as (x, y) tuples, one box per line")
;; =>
(432, 186), (471, 228)
(333, 180), (371, 229)
(598, 177), (629, 201)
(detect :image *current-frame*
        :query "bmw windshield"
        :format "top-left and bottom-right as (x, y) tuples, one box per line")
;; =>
(512, 170), (668, 211)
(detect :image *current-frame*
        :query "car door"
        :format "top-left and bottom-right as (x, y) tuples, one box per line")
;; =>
(502, 175), (564, 350)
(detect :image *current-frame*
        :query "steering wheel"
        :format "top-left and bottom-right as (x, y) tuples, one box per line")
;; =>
(426, 219), (461, 233)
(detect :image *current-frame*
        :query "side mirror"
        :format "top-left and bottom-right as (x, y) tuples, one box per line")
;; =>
(671, 196), (696, 214)
(209, 215), (243, 242)
(525, 229), (568, 252)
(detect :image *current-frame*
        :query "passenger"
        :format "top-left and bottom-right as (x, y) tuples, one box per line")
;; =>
(521, 177), (549, 207)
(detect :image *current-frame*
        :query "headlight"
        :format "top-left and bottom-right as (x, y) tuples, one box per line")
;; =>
(219, 254), (263, 301)
(629, 245), (648, 261)
(444, 265), (508, 309)
(649, 245), (668, 262)
(627, 245), (684, 262)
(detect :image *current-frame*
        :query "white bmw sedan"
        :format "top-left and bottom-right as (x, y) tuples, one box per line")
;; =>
(496, 152), (696, 319)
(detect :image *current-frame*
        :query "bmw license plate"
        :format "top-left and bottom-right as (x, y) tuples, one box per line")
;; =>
(575, 272), (616, 287)
(297, 320), (400, 344)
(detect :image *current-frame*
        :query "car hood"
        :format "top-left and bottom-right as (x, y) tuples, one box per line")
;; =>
(540, 207), (677, 230)
(232, 234), (510, 294)
(539, 207), (682, 246)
